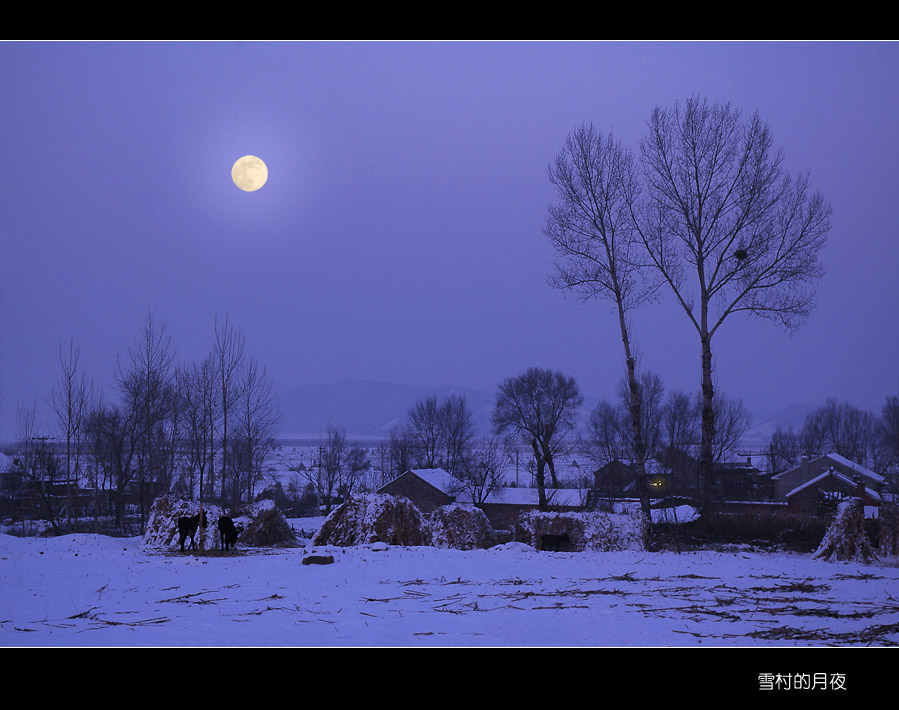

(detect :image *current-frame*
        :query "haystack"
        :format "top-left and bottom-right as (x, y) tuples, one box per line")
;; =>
(427, 503), (497, 550)
(876, 502), (899, 558)
(143, 495), (297, 551)
(516, 510), (647, 552)
(313, 493), (426, 547)
(813, 497), (878, 563)
(240, 500), (299, 547)
(143, 494), (224, 551)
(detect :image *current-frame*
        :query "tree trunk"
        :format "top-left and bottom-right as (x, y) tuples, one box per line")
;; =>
(618, 301), (651, 521)
(531, 438), (548, 510)
(699, 335), (716, 513)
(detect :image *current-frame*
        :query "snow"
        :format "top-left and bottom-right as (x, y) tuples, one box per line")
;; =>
(2, 525), (899, 647)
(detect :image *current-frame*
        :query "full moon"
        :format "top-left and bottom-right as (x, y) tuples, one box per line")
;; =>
(231, 155), (268, 192)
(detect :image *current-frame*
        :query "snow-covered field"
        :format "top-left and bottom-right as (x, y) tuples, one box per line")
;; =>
(2, 524), (898, 648)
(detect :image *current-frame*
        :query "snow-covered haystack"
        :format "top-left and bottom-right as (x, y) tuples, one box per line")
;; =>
(143, 495), (297, 551)
(313, 493), (426, 547)
(875, 502), (899, 558)
(239, 499), (299, 548)
(813, 498), (878, 563)
(426, 504), (497, 550)
(516, 510), (647, 552)
(142, 494), (224, 551)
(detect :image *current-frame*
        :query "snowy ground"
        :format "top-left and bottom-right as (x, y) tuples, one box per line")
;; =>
(2, 522), (898, 649)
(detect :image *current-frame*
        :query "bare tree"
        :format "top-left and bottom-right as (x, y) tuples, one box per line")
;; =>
(231, 356), (281, 502)
(115, 311), (176, 527)
(767, 425), (800, 475)
(800, 398), (874, 464)
(442, 394), (476, 476)
(492, 367), (583, 509)
(175, 355), (219, 502)
(458, 436), (510, 506)
(634, 96), (831, 511)
(213, 315), (245, 501)
(584, 400), (628, 468)
(48, 338), (93, 524)
(584, 371), (665, 470)
(383, 425), (415, 481)
(662, 390), (701, 458)
(12, 402), (64, 534)
(711, 394), (753, 463)
(291, 418), (368, 515)
(406, 396), (444, 469)
(875, 395), (899, 493)
(545, 123), (658, 519)
(83, 399), (140, 533)
(401, 393), (476, 475)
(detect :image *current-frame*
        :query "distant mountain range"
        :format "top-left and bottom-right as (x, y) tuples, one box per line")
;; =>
(277, 379), (814, 453)
(277, 380), (499, 440)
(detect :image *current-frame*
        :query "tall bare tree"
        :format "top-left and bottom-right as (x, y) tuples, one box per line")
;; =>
(634, 97), (831, 511)
(875, 395), (899, 493)
(116, 311), (176, 527)
(231, 356), (281, 502)
(800, 398), (874, 464)
(492, 367), (583, 509)
(213, 314), (245, 501)
(48, 338), (94, 524)
(546, 123), (658, 519)
(406, 396), (444, 469)
(458, 436), (511, 506)
(176, 355), (219, 502)
(441, 394), (475, 476)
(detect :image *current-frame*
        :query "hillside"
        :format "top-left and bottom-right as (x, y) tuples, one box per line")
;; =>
(277, 380), (498, 439)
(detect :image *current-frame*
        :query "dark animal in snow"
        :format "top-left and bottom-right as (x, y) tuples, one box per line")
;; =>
(540, 532), (570, 552)
(218, 515), (239, 551)
(177, 510), (207, 552)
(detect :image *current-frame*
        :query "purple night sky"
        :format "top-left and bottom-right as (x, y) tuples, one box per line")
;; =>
(1, 41), (897, 441)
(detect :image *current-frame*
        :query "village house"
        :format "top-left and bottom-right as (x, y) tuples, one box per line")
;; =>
(772, 453), (885, 518)
(589, 450), (771, 506)
(377, 468), (461, 514)
(376, 467), (586, 530)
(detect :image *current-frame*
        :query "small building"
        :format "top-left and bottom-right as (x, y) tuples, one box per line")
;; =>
(476, 486), (586, 531)
(377, 468), (461, 514)
(377, 468), (586, 531)
(772, 453), (885, 517)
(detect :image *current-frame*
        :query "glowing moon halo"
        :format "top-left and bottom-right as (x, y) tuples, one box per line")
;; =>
(231, 155), (268, 192)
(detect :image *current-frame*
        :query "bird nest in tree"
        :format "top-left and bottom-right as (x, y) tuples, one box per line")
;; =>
(516, 510), (648, 552)
(313, 493), (426, 547)
(427, 504), (497, 550)
(813, 498), (878, 564)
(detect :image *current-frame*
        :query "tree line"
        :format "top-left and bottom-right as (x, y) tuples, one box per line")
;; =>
(766, 396), (899, 487)
(4, 311), (280, 535)
(289, 394), (514, 515)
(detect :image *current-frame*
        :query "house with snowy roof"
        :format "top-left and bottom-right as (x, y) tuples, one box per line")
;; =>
(772, 453), (885, 517)
(377, 468), (463, 513)
(377, 467), (587, 529)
